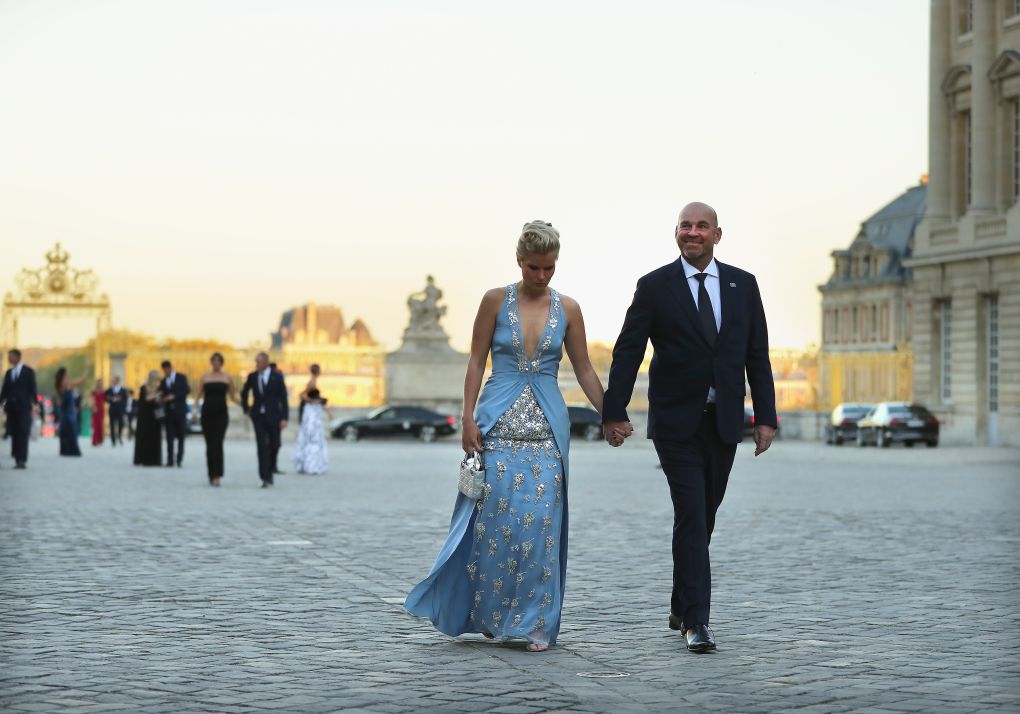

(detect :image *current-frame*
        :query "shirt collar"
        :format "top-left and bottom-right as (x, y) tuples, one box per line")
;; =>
(261, 368), (272, 379)
(680, 256), (719, 280)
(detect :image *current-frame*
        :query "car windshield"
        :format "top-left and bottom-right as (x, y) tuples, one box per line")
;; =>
(367, 407), (391, 419)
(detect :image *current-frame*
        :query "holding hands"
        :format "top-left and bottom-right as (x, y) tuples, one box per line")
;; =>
(603, 420), (634, 448)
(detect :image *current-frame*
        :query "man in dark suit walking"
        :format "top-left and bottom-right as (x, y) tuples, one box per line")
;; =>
(268, 362), (285, 476)
(241, 352), (289, 488)
(603, 202), (777, 653)
(158, 360), (190, 467)
(0, 349), (38, 469)
(104, 375), (127, 446)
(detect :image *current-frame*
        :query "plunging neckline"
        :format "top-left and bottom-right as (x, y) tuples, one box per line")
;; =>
(512, 282), (555, 362)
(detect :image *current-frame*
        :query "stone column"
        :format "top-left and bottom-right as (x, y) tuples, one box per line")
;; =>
(969, 0), (996, 212)
(927, 0), (952, 220)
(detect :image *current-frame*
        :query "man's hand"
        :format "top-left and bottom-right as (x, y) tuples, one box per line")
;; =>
(279, 420), (288, 431)
(753, 424), (776, 456)
(603, 420), (634, 447)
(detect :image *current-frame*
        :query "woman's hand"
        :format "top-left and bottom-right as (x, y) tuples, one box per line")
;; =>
(461, 417), (482, 455)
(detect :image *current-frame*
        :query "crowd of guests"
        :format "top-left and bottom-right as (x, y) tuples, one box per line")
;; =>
(1, 349), (331, 486)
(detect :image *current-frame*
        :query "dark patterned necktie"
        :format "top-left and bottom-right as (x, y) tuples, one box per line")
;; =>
(693, 273), (717, 347)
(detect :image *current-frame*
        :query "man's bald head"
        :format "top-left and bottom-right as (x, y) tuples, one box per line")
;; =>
(678, 202), (718, 228)
(675, 201), (722, 269)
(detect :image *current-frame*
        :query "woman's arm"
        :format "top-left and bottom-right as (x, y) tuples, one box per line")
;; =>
(562, 297), (605, 415)
(299, 377), (315, 402)
(227, 377), (241, 405)
(194, 374), (206, 415)
(461, 289), (502, 454)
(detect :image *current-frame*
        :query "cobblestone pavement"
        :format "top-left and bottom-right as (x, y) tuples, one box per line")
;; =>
(1, 435), (1018, 713)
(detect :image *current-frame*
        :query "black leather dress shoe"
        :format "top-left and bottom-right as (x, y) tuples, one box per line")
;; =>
(14, 462), (26, 470)
(668, 612), (683, 631)
(684, 625), (716, 653)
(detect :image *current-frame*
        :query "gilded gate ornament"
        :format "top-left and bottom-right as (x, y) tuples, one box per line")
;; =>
(10, 243), (102, 304)
(2, 243), (113, 379)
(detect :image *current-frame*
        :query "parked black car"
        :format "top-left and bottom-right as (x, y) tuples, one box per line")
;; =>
(568, 406), (603, 441)
(824, 403), (873, 445)
(742, 406), (780, 438)
(331, 405), (458, 443)
(856, 402), (939, 448)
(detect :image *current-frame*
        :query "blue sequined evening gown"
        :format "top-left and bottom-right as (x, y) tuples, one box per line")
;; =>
(405, 284), (571, 646)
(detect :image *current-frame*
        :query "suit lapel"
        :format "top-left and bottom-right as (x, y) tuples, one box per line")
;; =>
(666, 257), (713, 349)
(717, 262), (738, 338)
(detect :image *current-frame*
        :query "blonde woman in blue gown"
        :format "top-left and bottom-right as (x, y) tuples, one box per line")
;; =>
(405, 221), (625, 651)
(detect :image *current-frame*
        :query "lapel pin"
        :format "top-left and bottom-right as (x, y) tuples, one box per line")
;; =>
(729, 282), (736, 287)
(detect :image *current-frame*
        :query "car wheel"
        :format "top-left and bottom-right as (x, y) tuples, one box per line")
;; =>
(926, 439), (938, 448)
(342, 425), (359, 443)
(834, 435), (843, 446)
(419, 425), (437, 443)
(583, 424), (602, 441)
(877, 430), (889, 448)
(904, 441), (914, 448)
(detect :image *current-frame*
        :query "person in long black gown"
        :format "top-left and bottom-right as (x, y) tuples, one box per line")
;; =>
(55, 366), (87, 457)
(194, 352), (238, 487)
(133, 370), (164, 467)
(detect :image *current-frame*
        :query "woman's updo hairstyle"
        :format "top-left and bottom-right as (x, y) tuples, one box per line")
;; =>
(516, 220), (560, 260)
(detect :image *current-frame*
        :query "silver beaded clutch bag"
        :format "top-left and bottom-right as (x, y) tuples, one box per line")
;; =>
(458, 451), (485, 500)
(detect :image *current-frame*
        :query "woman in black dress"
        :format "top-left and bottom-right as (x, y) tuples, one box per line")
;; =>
(55, 367), (87, 456)
(133, 370), (163, 467)
(194, 352), (238, 487)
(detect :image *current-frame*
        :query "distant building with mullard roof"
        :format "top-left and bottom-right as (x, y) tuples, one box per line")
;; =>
(817, 181), (927, 409)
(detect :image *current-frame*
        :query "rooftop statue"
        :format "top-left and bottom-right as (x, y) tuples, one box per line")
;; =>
(406, 275), (448, 336)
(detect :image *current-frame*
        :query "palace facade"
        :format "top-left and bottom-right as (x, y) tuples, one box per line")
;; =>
(906, 0), (1020, 445)
(818, 184), (925, 410)
(270, 302), (385, 408)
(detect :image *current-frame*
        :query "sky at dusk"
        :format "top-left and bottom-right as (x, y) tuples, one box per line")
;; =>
(0, 0), (929, 352)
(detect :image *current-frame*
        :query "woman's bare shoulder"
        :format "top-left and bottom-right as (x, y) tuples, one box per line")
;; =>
(478, 287), (507, 310)
(558, 293), (583, 314)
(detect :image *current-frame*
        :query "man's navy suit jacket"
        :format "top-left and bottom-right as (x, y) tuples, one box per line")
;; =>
(604, 257), (777, 445)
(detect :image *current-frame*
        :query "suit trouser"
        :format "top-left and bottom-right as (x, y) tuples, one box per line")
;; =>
(109, 413), (124, 445)
(653, 406), (737, 629)
(165, 413), (186, 464)
(6, 409), (31, 464)
(250, 414), (277, 483)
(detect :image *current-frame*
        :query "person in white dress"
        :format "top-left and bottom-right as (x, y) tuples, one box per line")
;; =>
(293, 388), (331, 474)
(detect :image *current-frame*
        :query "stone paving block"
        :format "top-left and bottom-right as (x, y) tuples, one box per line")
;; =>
(1, 441), (1018, 713)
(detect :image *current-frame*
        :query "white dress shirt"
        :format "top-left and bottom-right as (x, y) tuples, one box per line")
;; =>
(680, 256), (722, 403)
(258, 367), (272, 412)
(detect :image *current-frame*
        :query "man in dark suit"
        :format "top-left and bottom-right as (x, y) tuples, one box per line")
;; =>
(268, 362), (285, 476)
(158, 360), (190, 467)
(241, 352), (289, 488)
(0, 349), (38, 469)
(104, 375), (127, 446)
(603, 202), (777, 653)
